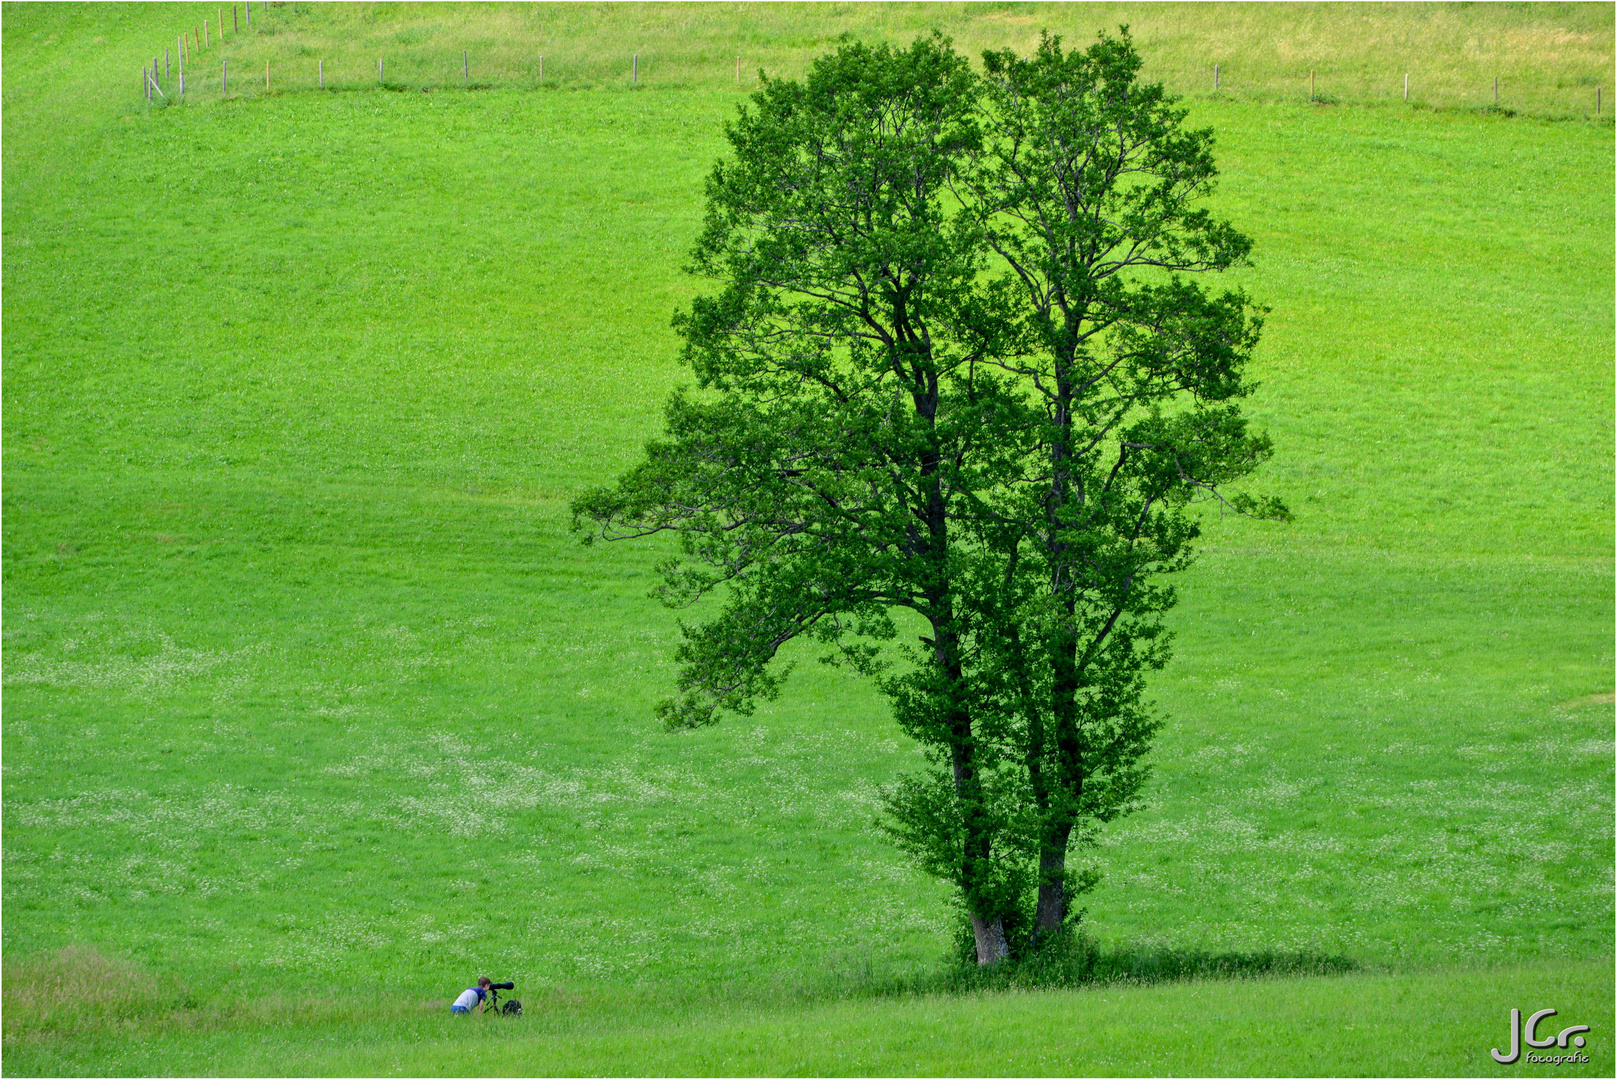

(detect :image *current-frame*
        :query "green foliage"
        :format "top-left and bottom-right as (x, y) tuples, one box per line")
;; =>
(576, 33), (1000, 734)
(580, 29), (1289, 962)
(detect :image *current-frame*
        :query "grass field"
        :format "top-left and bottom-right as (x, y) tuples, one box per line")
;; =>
(3, 3), (1613, 1075)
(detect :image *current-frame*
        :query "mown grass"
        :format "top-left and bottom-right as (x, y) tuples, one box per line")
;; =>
(3, 2), (1613, 1075)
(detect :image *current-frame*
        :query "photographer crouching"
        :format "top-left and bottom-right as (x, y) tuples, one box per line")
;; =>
(450, 976), (519, 1015)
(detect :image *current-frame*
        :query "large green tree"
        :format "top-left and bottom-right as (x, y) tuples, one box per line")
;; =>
(575, 30), (1284, 966)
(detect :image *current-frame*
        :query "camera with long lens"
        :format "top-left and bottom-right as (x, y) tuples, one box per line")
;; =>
(485, 980), (521, 1016)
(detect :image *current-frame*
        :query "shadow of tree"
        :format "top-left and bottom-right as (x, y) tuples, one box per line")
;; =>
(814, 933), (1359, 1001)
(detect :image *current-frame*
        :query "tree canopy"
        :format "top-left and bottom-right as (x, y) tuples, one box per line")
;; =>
(574, 28), (1286, 966)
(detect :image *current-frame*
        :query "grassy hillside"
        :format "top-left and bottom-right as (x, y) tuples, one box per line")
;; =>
(3, 2), (1613, 1074)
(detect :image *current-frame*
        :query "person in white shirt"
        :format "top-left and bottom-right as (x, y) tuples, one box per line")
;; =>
(451, 976), (492, 1014)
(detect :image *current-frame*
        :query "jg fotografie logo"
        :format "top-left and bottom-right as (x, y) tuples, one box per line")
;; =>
(1492, 1008), (1591, 1065)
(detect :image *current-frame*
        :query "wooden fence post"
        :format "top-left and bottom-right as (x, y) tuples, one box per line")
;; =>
(633, 53), (638, 83)
(464, 49), (468, 81)
(1213, 63), (1219, 91)
(266, 59), (269, 91)
(319, 59), (324, 88)
(379, 58), (384, 82)
(245, 1), (250, 26)
(539, 55), (544, 80)
(165, 48), (170, 78)
(223, 58), (227, 93)
(234, 5), (238, 33)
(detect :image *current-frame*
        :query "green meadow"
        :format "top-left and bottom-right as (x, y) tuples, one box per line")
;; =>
(3, 3), (1612, 1075)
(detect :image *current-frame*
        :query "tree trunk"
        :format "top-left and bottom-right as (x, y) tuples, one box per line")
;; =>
(1009, 617), (1068, 942)
(1034, 823), (1073, 936)
(1037, 650), (1084, 938)
(971, 914), (1010, 965)
(942, 638), (1003, 965)
(1035, 329), (1085, 943)
(913, 356), (1005, 966)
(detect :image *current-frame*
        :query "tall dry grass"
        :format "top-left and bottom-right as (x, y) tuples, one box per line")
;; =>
(140, 2), (1612, 117)
(2, 945), (165, 1034)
